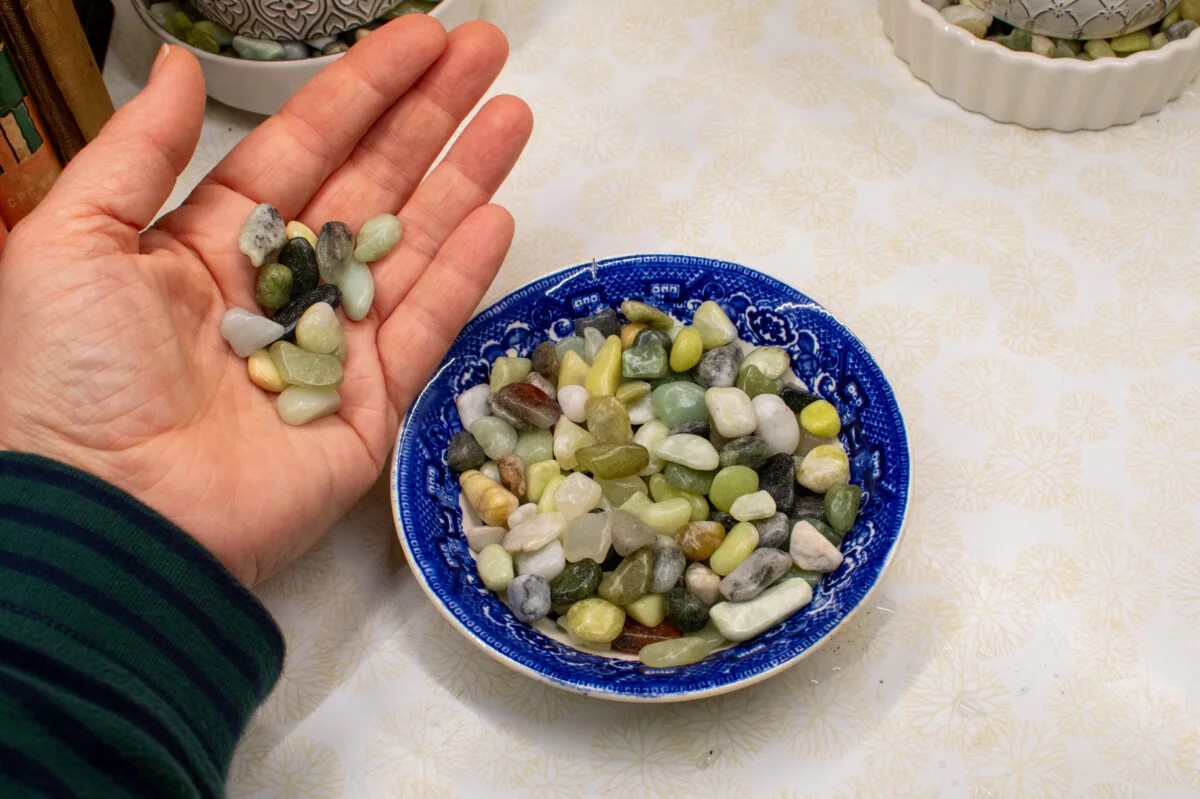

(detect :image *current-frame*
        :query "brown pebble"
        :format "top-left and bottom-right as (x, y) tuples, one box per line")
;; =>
(612, 618), (681, 653)
(675, 521), (726, 561)
(497, 454), (527, 499)
(531, 340), (560, 381)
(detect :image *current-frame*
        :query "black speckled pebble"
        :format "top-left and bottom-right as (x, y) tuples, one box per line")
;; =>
(573, 307), (622, 338)
(694, 343), (743, 388)
(779, 384), (821, 413)
(664, 586), (709, 633)
(447, 431), (487, 472)
(758, 453), (796, 512)
(670, 420), (711, 438)
(279, 237), (319, 295)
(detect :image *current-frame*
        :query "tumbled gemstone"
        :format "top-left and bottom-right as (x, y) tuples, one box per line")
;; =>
(676, 521), (725, 561)
(353, 213), (402, 262)
(279, 236), (319, 295)
(576, 443), (650, 480)
(447, 431), (487, 472)
(598, 547), (653, 605)
(221, 308), (285, 358)
(609, 509), (657, 556)
(650, 382), (709, 429)
(584, 396), (632, 443)
(494, 382), (562, 429)
(694, 343), (743, 389)
(507, 574), (551, 623)
(562, 511), (613, 563)
(294, 301), (341, 355)
(573, 307), (622, 338)
(276, 386), (341, 426)
(664, 586), (709, 633)
(532, 340), (560, 381)
(719, 436), (770, 469)
(612, 618), (681, 654)
(497, 454), (526, 498)
(549, 559), (603, 605)
(638, 636), (711, 667)
(621, 343), (669, 380)
(719, 548), (792, 601)
(316, 221), (353, 284)
(269, 341), (343, 388)
(239, 203), (286, 267)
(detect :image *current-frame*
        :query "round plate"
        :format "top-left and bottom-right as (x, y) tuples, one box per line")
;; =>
(391, 255), (911, 702)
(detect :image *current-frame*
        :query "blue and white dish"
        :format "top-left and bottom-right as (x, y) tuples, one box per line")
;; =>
(391, 254), (911, 702)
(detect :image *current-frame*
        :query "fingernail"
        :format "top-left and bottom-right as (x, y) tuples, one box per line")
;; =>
(150, 44), (170, 79)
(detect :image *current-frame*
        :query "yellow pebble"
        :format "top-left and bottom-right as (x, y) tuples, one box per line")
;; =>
(709, 521), (759, 576)
(567, 598), (626, 643)
(557, 350), (589, 390)
(538, 474), (566, 514)
(585, 335), (623, 397)
(1183, 0), (1200, 22)
(620, 322), (647, 349)
(670, 327), (703, 372)
(247, 349), (288, 392)
(459, 470), (519, 526)
(799, 399), (841, 438)
(525, 460), (561, 503)
(625, 592), (666, 627)
(285, 220), (318, 248)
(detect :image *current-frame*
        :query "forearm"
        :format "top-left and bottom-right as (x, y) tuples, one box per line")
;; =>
(0, 453), (283, 798)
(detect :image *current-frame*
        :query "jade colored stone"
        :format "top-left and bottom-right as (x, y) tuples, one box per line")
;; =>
(186, 27), (220, 53)
(824, 484), (862, 533)
(490, 357), (532, 392)
(797, 445), (850, 492)
(514, 428), (554, 464)
(268, 341), (342, 388)
(615, 380), (651, 406)
(557, 350), (589, 390)
(622, 343), (669, 380)
(648, 474), (709, 522)
(620, 300), (674, 330)
(625, 592), (667, 627)
(585, 336), (623, 396)
(549, 559), (603, 605)
(620, 491), (654, 516)
(709, 465), (759, 512)
(740, 346), (790, 380)
(595, 475), (648, 507)
(598, 547), (653, 605)
(353, 213), (402, 262)
(256, 263), (292, 310)
(525, 460), (561, 502)
(692, 301), (738, 349)
(663, 462), (717, 495)
(670, 327), (704, 372)
(165, 10), (193, 39)
(635, 328), (673, 350)
(719, 436), (771, 469)
(636, 497), (693, 536)
(800, 515), (844, 549)
(192, 19), (233, 46)
(709, 579), (812, 642)
(664, 586), (710, 633)
(567, 598), (626, 643)
(477, 543), (515, 592)
(736, 365), (781, 398)
(584, 396), (632, 443)
(555, 336), (586, 361)
(639, 636), (710, 668)
(294, 302), (341, 355)
(471, 416), (518, 460)
(800, 399), (841, 437)
(553, 417), (596, 470)
(231, 35), (287, 60)
(633, 419), (670, 476)
(576, 443), (650, 479)
(710, 521), (760, 576)
(650, 382), (708, 429)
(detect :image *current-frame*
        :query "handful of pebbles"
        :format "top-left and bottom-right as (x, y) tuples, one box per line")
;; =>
(220, 203), (401, 425)
(146, 0), (440, 60)
(932, 0), (1200, 58)
(450, 299), (865, 669)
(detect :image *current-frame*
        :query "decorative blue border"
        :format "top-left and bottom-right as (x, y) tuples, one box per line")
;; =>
(392, 255), (910, 700)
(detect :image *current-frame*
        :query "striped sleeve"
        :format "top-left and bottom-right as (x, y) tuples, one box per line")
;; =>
(0, 452), (284, 798)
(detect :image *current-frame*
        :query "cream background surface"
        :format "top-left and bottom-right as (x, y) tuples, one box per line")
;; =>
(106, 1), (1200, 796)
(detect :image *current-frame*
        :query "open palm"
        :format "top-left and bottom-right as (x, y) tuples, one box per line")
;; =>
(0, 17), (531, 586)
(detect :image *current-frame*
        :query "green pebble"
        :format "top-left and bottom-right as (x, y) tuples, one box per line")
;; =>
(620, 491), (654, 516)
(256, 263), (293, 310)
(620, 300), (674, 330)
(149, 2), (185, 26)
(550, 559), (603, 605)
(719, 436), (770, 469)
(269, 341), (343, 388)
(185, 27), (220, 53)
(994, 28), (1033, 51)
(740, 346), (790, 380)
(192, 19), (233, 46)
(477, 544), (514, 592)
(648, 371), (696, 389)
(650, 382), (709, 429)
(639, 636), (710, 668)
(164, 10), (193, 39)
(648, 474), (710, 522)
(231, 34), (287, 60)
(615, 381), (651, 406)
(799, 399), (841, 437)
(1084, 39), (1116, 58)
(353, 213), (403, 262)
(625, 592), (667, 627)
(735, 365), (781, 398)
(664, 586), (710, 633)
(598, 547), (653, 605)
(567, 598), (625, 643)
(1110, 30), (1152, 53)
(576, 443), (650, 479)
(595, 475), (649, 507)
(634, 328), (673, 350)
(555, 336), (586, 361)
(669, 327), (703, 372)
(622, 343), (669, 380)
(783, 565), (824, 588)
(513, 428), (554, 464)
(636, 497), (692, 535)
(824, 484), (862, 534)
(490, 357), (532, 391)
(585, 396), (632, 443)
(709, 465), (759, 512)
(663, 462), (717, 495)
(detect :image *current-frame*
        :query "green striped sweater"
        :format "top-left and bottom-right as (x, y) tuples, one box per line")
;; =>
(0, 453), (284, 797)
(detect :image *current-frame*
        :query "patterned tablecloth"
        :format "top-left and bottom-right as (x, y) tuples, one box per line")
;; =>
(105, 0), (1200, 796)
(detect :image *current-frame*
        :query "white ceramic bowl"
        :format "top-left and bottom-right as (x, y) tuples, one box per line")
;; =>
(879, 0), (1200, 130)
(974, 0), (1181, 39)
(129, 0), (482, 115)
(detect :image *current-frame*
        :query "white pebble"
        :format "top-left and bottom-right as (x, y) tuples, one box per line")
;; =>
(456, 384), (491, 431)
(276, 386), (341, 425)
(554, 472), (602, 519)
(562, 511), (613, 563)
(941, 4), (992, 37)
(730, 490), (777, 522)
(339, 258), (374, 321)
(789, 520), (844, 573)
(507, 503), (538, 529)
(503, 511), (567, 553)
(514, 539), (566, 581)
(221, 307), (284, 358)
(709, 579), (813, 642)
(479, 460), (500, 482)
(685, 562), (722, 606)
(628, 395), (656, 425)
(753, 394), (800, 456)
(238, 203), (285, 267)
(466, 525), (506, 552)
(655, 434), (720, 470)
(633, 419), (669, 476)
(558, 384), (589, 423)
(705, 387), (757, 438)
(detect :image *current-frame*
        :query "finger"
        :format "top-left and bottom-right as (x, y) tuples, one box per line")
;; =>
(378, 203), (514, 410)
(372, 94), (532, 319)
(300, 21), (510, 231)
(39, 45), (204, 243)
(199, 15), (447, 218)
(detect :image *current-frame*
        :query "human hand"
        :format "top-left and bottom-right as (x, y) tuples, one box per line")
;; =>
(0, 17), (532, 586)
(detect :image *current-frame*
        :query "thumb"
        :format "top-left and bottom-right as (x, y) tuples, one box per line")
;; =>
(40, 45), (206, 240)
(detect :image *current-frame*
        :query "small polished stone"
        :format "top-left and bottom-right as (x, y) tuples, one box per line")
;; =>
(247, 349), (287, 392)
(620, 300), (673, 330)
(507, 574), (551, 623)
(278, 237), (319, 295)
(269, 341), (342, 388)
(650, 535), (687, 593)
(731, 490), (776, 522)
(513, 540), (566, 581)
(281, 41), (309, 59)
(663, 463), (716, 495)
(622, 343), (669, 380)
(692, 301), (737, 349)
(272, 284), (342, 339)
(562, 511), (613, 563)
(754, 394), (800, 456)
(797, 445), (850, 492)
(354, 213), (402, 262)
(456, 384), (491, 431)
(650, 382), (709, 429)
(495, 382), (562, 429)
(585, 336), (623, 396)
(549, 559), (603, 605)
(598, 547), (653, 605)
(553, 416), (596, 470)
(316, 221), (354, 284)
(612, 618), (681, 653)
(664, 586), (709, 633)
(567, 598), (626, 643)
(526, 460), (561, 503)
(573, 307), (622, 338)
(758, 453), (797, 512)
(684, 562), (722, 605)
(824, 483), (862, 533)
(754, 512), (790, 550)
(585, 396), (632, 443)
(555, 472), (603, 519)
(276, 386), (341, 425)
(635, 497), (693, 536)
(655, 434), (720, 471)
(709, 465), (759, 512)
(720, 548), (792, 601)
(295, 302), (341, 355)
(695, 343), (743, 388)
(232, 35), (287, 60)
(719, 436), (770, 469)
(466, 524), (506, 552)
(779, 384), (820, 413)
(447, 431), (487, 472)
(477, 543), (514, 592)
(676, 521), (725, 561)
(238, 203), (286, 267)
(595, 475), (648, 507)
(503, 511), (567, 553)
(471, 416), (518, 459)
(513, 427), (554, 465)
(736, 365), (781, 398)
(497, 454), (527, 498)
(706, 387), (756, 438)
(576, 443), (649, 480)
(532, 340), (560, 381)
(609, 509), (657, 556)
(789, 520), (844, 572)
(221, 308), (285, 357)
(638, 636), (710, 668)
(709, 578), (812, 642)
(338, 258), (374, 321)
